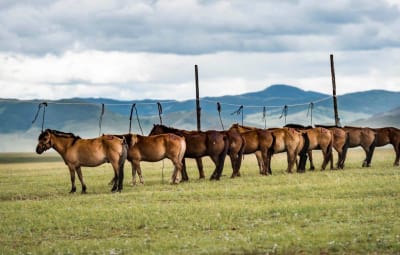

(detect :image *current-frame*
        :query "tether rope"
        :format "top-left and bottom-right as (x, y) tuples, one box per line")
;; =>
(31, 102), (48, 132)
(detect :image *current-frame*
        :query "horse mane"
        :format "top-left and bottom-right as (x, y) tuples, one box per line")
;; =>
(154, 124), (181, 133)
(48, 129), (80, 139)
(230, 123), (258, 130)
(284, 123), (313, 129)
(44, 129), (81, 145)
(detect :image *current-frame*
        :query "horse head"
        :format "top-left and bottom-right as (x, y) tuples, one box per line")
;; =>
(36, 129), (53, 154)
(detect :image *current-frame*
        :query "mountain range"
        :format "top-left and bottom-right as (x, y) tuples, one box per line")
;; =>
(1, 84), (399, 152)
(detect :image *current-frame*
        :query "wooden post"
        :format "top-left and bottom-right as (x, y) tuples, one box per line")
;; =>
(195, 65), (201, 131)
(330, 54), (340, 126)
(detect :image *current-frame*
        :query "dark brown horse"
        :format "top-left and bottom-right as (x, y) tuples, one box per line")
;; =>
(285, 124), (333, 170)
(116, 133), (186, 185)
(36, 129), (127, 193)
(315, 125), (350, 169)
(343, 126), (377, 167)
(149, 125), (229, 180)
(372, 127), (400, 166)
(229, 124), (274, 176)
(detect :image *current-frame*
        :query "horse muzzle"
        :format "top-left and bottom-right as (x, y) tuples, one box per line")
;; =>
(36, 145), (46, 154)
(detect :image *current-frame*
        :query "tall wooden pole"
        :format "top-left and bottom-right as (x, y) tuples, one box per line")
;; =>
(195, 65), (201, 131)
(330, 54), (340, 126)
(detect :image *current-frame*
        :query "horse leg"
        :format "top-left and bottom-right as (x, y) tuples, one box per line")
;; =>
(110, 160), (124, 192)
(229, 152), (237, 178)
(209, 155), (220, 180)
(286, 151), (296, 174)
(255, 151), (264, 174)
(68, 166), (77, 193)
(131, 160), (137, 185)
(170, 159), (182, 184)
(308, 150), (315, 170)
(75, 166), (87, 194)
(132, 160), (144, 185)
(196, 158), (205, 179)
(394, 143), (400, 166)
(181, 159), (189, 181)
(321, 147), (331, 171)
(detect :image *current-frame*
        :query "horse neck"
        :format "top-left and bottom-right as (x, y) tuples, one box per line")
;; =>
(50, 134), (75, 155)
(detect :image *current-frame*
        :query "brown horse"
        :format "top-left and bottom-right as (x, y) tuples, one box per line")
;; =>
(229, 124), (273, 176)
(285, 124), (334, 170)
(266, 127), (309, 174)
(36, 129), (127, 193)
(373, 127), (400, 166)
(221, 128), (246, 178)
(149, 125), (229, 180)
(230, 124), (308, 174)
(343, 126), (377, 167)
(315, 125), (350, 169)
(115, 133), (186, 185)
(229, 124), (267, 174)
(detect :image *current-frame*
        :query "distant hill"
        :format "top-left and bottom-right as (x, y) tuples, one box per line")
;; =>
(0, 84), (399, 152)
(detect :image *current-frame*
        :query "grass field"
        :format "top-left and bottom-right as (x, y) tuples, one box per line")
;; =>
(0, 148), (399, 254)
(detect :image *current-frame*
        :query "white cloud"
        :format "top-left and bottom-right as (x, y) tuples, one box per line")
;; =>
(1, 49), (399, 100)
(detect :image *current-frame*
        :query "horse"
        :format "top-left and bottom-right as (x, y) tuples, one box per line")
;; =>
(266, 127), (309, 174)
(343, 126), (377, 167)
(372, 127), (400, 166)
(315, 125), (350, 169)
(228, 124), (274, 176)
(228, 124), (267, 174)
(149, 125), (229, 181)
(35, 129), (127, 193)
(114, 133), (186, 185)
(230, 124), (308, 174)
(221, 128), (246, 178)
(285, 124), (333, 170)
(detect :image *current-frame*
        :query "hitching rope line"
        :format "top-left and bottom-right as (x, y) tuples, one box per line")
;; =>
(0, 96), (331, 109)
(201, 95), (332, 108)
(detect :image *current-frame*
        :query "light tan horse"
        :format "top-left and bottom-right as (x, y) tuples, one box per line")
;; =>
(36, 129), (127, 193)
(118, 133), (186, 185)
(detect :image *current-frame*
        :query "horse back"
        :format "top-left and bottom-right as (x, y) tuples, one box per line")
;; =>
(130, 133), (185, 162)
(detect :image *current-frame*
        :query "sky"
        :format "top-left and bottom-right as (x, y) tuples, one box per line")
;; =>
(0, 0), (399, 101)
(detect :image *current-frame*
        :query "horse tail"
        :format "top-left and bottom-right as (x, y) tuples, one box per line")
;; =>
(298, 133), (309, 172)
(234, 135), (246, 176)
(267, 133), (276, 175)
(367, 132), (377, 166)
(178, 136), (186, 164)
(217, 135), (230, 178)
(340, 132), (350, 168)
(117, 136), (128, 191)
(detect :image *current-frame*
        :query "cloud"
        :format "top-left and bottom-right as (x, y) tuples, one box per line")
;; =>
(1, 0), (399, 55)
(1, 48), (399, 100)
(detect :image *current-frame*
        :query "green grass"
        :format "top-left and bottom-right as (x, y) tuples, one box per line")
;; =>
(0, 149), (399, 254)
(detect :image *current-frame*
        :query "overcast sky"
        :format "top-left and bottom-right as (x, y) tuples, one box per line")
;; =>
(1, 0), (399, 101)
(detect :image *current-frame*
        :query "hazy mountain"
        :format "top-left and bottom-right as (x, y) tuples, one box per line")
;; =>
(1, 84), (399, 152)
